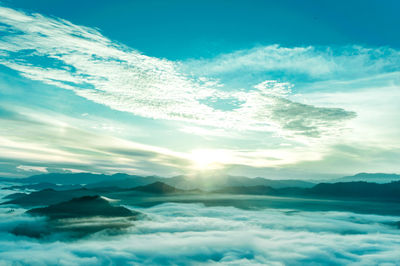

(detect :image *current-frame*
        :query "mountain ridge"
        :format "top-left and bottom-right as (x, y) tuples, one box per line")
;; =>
(334, 173), (400, 183)
(1, 172), (315, 190)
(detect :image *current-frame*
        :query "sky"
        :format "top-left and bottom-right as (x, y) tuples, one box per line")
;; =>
(0, 0), (399, 179)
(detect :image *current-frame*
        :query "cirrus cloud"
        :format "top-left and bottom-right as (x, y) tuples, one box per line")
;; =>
(0, 6), (355, 139)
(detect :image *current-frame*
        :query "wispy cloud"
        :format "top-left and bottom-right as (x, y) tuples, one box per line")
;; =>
(16, 165), (48, 173)
(1, 5), (399, 177)
(0, 104), (349, 175)
(0, 106), (191, 176)
(0, 6), (355, 139)
(184, 44), (400, 80)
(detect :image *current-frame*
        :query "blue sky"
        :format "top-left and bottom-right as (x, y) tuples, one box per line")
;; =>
(3, 0), (400, 59)
(0, 1), (399, 179)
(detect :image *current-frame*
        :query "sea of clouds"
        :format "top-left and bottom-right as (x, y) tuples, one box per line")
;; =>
(1, 199), (400, 265)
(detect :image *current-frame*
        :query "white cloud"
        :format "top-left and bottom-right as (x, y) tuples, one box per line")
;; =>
(184, 44), (400, 80)
(296, 86), (400, 148)
(0, 6), (398, 176)
(0, 104), (347, 175)
(16, 165), (48, 173)
(254, 80), (292, 97)
(0, 6), (355, 139)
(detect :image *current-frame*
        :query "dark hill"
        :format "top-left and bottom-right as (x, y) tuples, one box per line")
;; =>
(27, 195), (137, 219)
(2, 192), (28, 200)
(1, 188), (97, 207)
(13, 196), (141, 238)
(3, 182), (82, 191)
(308, 181), (400, 200)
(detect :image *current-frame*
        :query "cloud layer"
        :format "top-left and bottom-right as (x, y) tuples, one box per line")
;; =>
(1, 201), (400, 265)
(0, 6), (355, 138)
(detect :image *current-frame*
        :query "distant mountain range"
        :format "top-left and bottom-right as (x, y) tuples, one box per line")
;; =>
(3, 182), (82, 191)
(1, 172), (315, 190)
(2, 173), (400, 190)
(2, 173), (148, 185)
(308, 181), (400, 199)
(4, 180), (400, 211)
(334, 173), (400, 183)
(217, 181), (400, 201)
(161, 175), (315, 190)
(2, 172), (400, 209)
(1, 188), (98, 207)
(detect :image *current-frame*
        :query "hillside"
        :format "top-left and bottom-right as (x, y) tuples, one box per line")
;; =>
(2, 188), (97, 207)
(27, 195), (137, 219)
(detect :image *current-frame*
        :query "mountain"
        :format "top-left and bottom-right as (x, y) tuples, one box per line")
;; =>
(85, 174), (314, 191)
(210, 181), (400, 201)
(12, 196), (141, 238)
(1, 188), (97, 207)
(4, 172), (400, 191)
(308, 181), (400, 200)
(2, 192), (28, 200)
(129, 181), (185, 194)
(7, 173), (147, 185)
(160, 175), (314, 191)
(27, 195), (137, 219)
(335, 173), (400, 183)
(3, 182), (82, 191)
(1, 172), (314, 190)
(86, 175), (159, 189)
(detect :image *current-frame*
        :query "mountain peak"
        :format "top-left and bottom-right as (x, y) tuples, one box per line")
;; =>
(27, 195), (137, 219)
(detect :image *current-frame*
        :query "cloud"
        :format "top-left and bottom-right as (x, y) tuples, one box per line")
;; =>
(0, 104), (350, 176)
(16, 165), (48, 173)
(0, 201), (400, 265)
(0, 6), (356, 139)
(0, 5), (398, 177)
(0, 106), (192, 176)
(184, 45), (400, 80)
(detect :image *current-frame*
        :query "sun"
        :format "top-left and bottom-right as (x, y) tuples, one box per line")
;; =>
(190, 149), (227, 170)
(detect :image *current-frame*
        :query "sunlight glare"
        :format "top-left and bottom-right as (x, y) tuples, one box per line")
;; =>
(190, 149), (228, 170)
